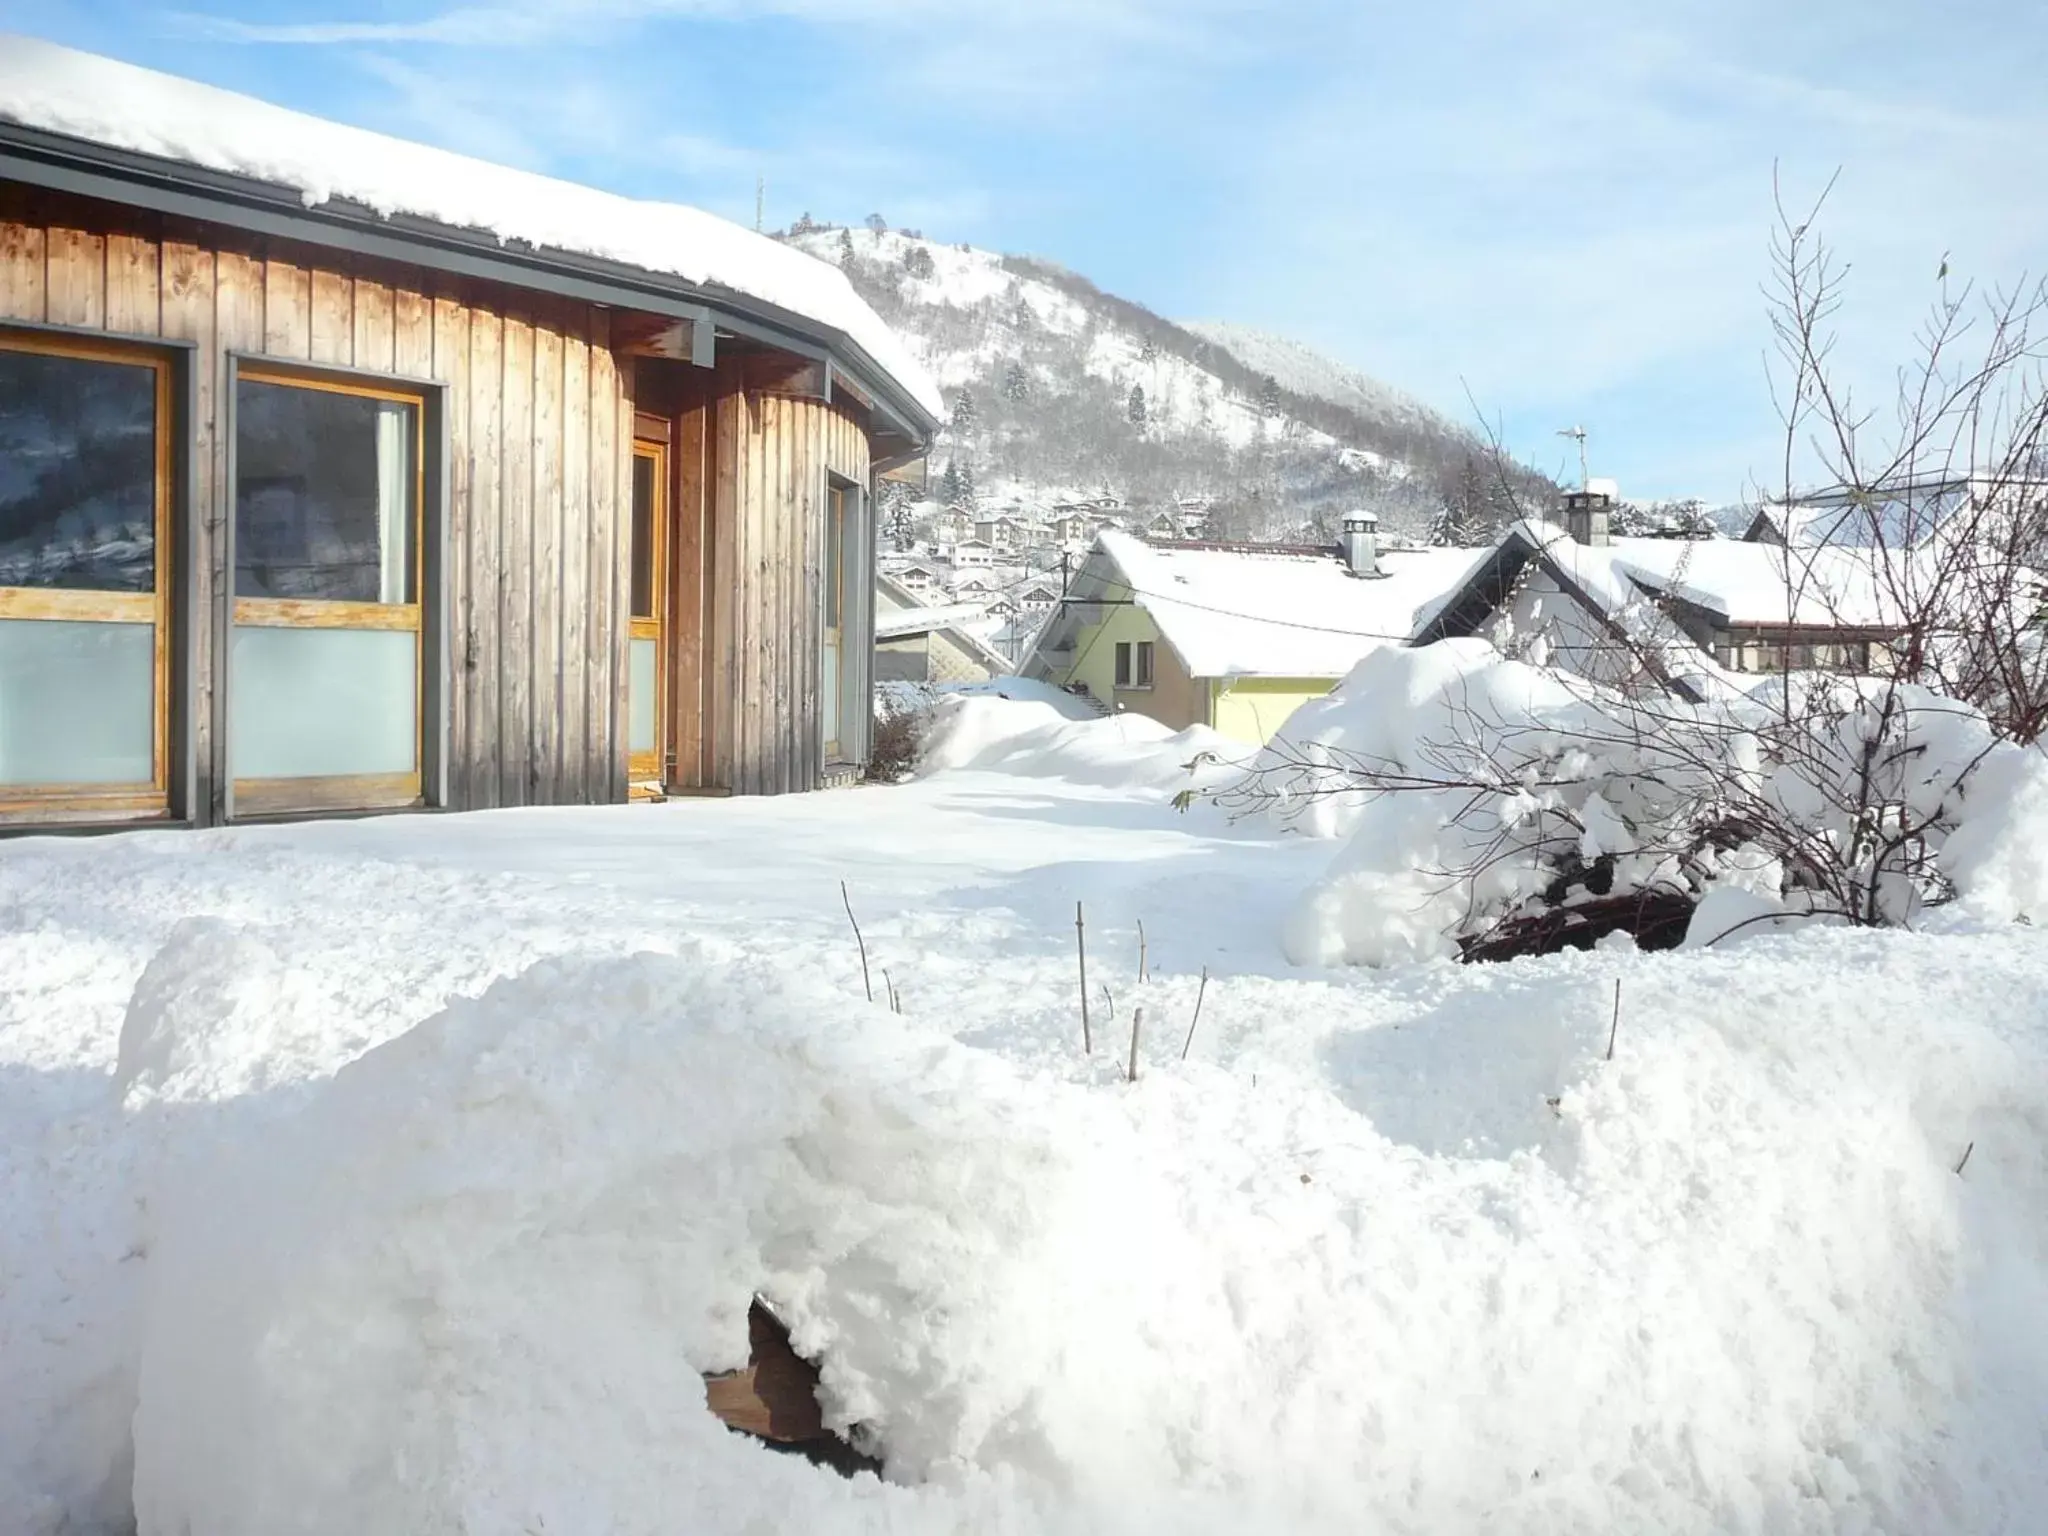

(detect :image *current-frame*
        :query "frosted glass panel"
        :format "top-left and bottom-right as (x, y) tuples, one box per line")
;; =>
(0, 618), (153, 784)
(822, 641), (840, 750)
(628, 636), (657, 755)
(231, 626), (416, 778)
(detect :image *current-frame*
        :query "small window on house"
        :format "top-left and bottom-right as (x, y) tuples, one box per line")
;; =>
(1115, 639), (1154, 689)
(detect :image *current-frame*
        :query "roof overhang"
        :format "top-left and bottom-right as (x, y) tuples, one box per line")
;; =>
(0, 120), (939, 446)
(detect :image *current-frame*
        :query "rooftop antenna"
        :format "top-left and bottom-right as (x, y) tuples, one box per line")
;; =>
(755, 175), (764, 233)
(1557, 425), (1589, 491)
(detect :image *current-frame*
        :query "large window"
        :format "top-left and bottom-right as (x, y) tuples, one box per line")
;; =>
(230, 367), (422, 814)
(0, 334), (170, 816)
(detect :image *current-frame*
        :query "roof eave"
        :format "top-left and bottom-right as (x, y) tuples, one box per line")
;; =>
(0, 119), (941, 443)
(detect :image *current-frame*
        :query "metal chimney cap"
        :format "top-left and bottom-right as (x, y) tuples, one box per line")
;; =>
(1342, 510), (1379, 529)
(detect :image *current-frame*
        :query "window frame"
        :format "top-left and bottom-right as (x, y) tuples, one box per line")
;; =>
(1114, 638), (1155, 691)
(225, 360), (428, 818)
(628, 437), (669, 793)
(0, 327), (176, 821)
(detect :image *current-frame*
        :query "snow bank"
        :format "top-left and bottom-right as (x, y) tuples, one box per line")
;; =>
(6, 791), (2048, 1533)
(1228, 639), (2048, 966)
(110, 922), (2048, 1535)
(0, 37), (940, 420)
(921, 692), (1241, 793)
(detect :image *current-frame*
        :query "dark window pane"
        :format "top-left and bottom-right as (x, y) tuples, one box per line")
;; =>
(825, 485), (845, 629)
(236, 378), (416, 602)
(0, 346), (157, 592)
(630, 451), (656, 620)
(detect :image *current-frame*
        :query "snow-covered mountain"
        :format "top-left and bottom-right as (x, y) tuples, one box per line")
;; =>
(783, 222), (1551, 541)
(1179, 321), (1457, 445)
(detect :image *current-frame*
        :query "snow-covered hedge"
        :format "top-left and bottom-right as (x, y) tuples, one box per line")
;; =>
(1216, 640), (2048, 966)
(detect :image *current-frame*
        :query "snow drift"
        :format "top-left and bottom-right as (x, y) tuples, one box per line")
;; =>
(104, 921), (2048, 1535)
(919, 689), (1242, 793)
(1220, 640), (2048, 967)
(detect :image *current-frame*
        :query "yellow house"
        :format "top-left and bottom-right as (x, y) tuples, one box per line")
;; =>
(1022, 529), (1478, 743)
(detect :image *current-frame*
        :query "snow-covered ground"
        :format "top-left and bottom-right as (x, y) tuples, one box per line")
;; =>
(4, 701), (2046, 1534)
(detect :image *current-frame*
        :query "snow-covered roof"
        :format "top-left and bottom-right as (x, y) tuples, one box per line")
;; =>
(0, 36), (941, 424)
(1093, 530), (1482, 679)
(875, 603), (989, 639)
(1560, 532), (1915, 628)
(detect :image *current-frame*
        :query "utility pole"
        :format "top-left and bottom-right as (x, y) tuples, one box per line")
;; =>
(1557, 425), (1589, 490)
(754, 176), (764, 233)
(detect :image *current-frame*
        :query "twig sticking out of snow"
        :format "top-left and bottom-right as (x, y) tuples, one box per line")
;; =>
(1101, 984), (1116, 1024)
(1182, 966), (1209, 1061)
(883, 969), (902, 1014)
(1076, 902), (1092, 1055)
(1128, 1007), (1144, 1083)
(841, 881), (873, 1004)
(1956, 1141), (1976, 1176)
(1605, 978), (1621, 1062)
(1138, 919), (1148, 984)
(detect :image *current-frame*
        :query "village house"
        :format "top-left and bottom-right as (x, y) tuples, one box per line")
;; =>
(1413, 488), (1936, 698)
(952, 538), (997, 568)
(0, 41), (937, 830)
(872, 572), (1007, 685)
(886, 561), (941, 594)
(1022, 521), (1477, 743)
(1017, 584), (1061, 614)
(927, 507), (973, 545)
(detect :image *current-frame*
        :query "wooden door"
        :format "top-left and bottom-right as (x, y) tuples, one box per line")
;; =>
(628, 438), (667, 792)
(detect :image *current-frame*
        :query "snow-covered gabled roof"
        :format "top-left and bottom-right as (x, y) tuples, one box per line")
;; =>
(0, 36), (942, 428)
(1417, 520), (1923, 635)
(1080, 530), (1482, 679)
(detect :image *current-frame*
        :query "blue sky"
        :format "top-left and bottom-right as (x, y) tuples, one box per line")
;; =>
(6, 0), (2045, 501)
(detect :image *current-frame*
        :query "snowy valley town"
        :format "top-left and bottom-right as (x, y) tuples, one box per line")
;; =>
(2, 8), (2048, 1535)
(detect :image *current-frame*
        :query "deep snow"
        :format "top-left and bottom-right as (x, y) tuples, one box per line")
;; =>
(3, 704), (2046, 1534)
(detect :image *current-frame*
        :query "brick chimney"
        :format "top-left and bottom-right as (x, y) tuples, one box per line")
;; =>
(1562, 479), (1616, 546)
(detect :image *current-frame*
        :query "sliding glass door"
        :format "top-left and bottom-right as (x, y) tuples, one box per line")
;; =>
(0, 334), (171, 819)
(230, 367), (423, 816)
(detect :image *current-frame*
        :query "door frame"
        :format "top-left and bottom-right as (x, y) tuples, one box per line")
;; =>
(0, 327), (175, 822)
(225, 361), (429, 819)
(628, 434), (669, 793)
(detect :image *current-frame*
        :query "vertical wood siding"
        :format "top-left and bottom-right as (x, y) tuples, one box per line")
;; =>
(0, 198), (635, 815)
(705, 387), (872, 794)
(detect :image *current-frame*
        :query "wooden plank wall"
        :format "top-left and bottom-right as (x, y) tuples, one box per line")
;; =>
(0, 190), (632, 815)
(704, 384), (872, 794)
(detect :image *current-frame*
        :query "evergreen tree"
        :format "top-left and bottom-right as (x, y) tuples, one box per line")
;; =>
(1012, 296), (1034, 331)
(940, 459), (962, 506)
(951, 386), (978, 436)
(1127, 384), (1148, 425)
(836, 228), (855, 265)
(791, 211), (817, 235)
(1139, 336), (1159, 365)
(953, 458), (978, 508)
(1258, 374), (1284, 419)
(1001, 360), (1030, 401)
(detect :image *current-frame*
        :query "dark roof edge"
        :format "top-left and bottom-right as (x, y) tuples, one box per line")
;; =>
(0, 121), (939, 442)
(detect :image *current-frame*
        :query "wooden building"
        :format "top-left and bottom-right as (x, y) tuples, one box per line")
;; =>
(0, 39), (938, 830)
